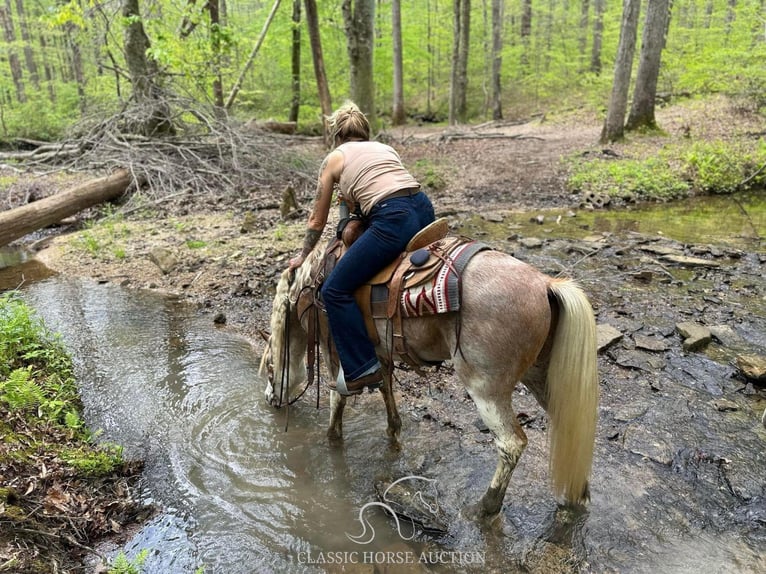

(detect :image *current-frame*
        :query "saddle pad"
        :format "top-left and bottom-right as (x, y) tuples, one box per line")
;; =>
(401, 240), (489, 317)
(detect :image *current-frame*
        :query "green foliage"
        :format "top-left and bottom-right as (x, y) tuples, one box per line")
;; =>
(185, 239), (207, 249)
(568, 155), (690, 202)
(1, 367), (45, 411)
(61, 443), (123, 476)
(108, 549), (149, 574)
(568, 137), (766, 201)
(683, 140), (766, 193)
(411, 159), (448, 192)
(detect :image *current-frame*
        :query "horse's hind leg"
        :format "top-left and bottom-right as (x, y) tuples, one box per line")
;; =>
(468, 381), (528, 518)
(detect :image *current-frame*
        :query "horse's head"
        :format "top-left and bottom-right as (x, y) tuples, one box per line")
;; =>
(259, 265), (312, 407)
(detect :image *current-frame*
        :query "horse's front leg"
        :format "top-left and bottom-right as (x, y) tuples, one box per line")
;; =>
(379, 369), (401, 447)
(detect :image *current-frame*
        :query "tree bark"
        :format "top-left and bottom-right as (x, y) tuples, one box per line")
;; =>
(449, 0), (470, 124)
(14, 0), (39, 90)
(289, 0), (301, 123)
(0, 169), (133, 248)
(626, 0), (672, 131)
(342, 0), (376, 126)
(208, 0), (225, 110)
(391, 0), (406, 125)
(0, 0), (26, 103)
(490, 0), (503, 120)
(591, 0), (604, 74)
(520, 0), (532, 68)
(303, 0), (332, 143)
(600, 0), (641, 143)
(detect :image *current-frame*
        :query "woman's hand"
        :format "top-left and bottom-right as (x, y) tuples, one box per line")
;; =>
(288, 254), (305, 270)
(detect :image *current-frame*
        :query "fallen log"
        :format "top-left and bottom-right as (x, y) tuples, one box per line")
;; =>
(0, 168), (133, 247)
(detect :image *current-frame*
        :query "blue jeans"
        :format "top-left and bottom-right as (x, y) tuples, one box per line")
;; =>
(321, 192), (435, 380)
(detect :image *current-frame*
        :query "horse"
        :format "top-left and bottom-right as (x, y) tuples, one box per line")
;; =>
(258, 238), (599, 518)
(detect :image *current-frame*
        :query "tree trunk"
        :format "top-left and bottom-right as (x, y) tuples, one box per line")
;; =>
(391, 0), (406, 125)
(626, 0), (672, 131)
(289, 0), (301, 123)
(303, 0), (332, 143)
(0, 169), (133, 248)
(208, 0), (225, 110)
(0, 0), (26, 103)
(15, 0), (39, 90)
(520, 0), (532, 68)
(600, 0), (641, 144)
(122, 0), (173, 135)
(490, 0), (503, 120)
(342, 0), (376, 127)
(591, 0), (604, 74)
(449, 0), (470, 124)
(578, 0), (590, 70)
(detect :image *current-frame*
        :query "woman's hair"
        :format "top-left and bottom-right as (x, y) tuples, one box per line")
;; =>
(327, 101), (370, 144)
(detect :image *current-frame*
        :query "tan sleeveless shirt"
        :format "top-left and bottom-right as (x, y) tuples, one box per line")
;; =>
(336, 141), (420, 215)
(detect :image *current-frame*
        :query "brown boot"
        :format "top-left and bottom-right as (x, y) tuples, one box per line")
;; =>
(329, 370), (383, 395)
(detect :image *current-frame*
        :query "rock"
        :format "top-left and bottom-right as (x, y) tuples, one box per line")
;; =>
(709, 324), (742, 347)
(213, 313), (227, 325)
(240, 211), (257, 233)
(481, 211), (504, 222)
(634, 334), (669, 352)
(597, 324), (623, 352)
(613, 349), (667, 371)
(734, 354), (766, 383)
(639, 244), (683, 256)
(661, 254), (722, 268)
(676, 321), (712, 352)
(148, 247), (177, 275)
(519, 237), (543, 248)
(710, 398), (739, 412)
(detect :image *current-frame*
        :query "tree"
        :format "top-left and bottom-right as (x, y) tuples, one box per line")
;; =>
(122, 0), (173, 135)
(591, 0), (605, 74)
(449, 0), (470, 124)
(303, 0), (332, 140)
(626, 0), (672, 131)
(391, 0), (405, 125)
(600, 0), (641, 143)
(489, 0), (503, 120)
(289, 0), (301, 123)
(342, 0), (376, 126)
(1, 0), (26, 103)
(15, 0), (40, 90)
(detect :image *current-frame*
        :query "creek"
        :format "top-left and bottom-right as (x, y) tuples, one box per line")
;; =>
(4, 192), (766, 573)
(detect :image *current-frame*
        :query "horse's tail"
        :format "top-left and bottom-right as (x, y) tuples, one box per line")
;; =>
(545, 278), (599, 506)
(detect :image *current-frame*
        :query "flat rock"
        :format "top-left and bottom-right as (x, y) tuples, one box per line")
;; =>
(735, 354), (766, 382)
(661, 254), (722, 267)
(676, 321), (712, 352)
(597, 324), (623, 352)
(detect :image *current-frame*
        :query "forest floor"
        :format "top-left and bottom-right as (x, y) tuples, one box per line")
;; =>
(2, 94), (765, 572)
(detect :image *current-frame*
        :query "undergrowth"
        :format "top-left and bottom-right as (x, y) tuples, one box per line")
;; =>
(567, 137), (766, 202)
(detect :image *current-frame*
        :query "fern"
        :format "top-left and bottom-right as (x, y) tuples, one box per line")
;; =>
(1, 367), (45, 411)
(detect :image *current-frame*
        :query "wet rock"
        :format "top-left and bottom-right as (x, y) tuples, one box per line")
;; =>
(710, 398), (739, 412)
(149, 247), (177, 275)
(530, 214), (545, 224)
(597, 324), (623, 352)
(213, 313), (226, 325)
(709, 324), (742, 347)
(481, 211), (504, 223)
(661, 254), (722, 268)
(639, 244), (684, 256)
(374, 478), (448, 535)
(633, 334), (669, 352)
(676, 321), (712, 352)
(613, 349), (667, 371)
(734, 354), (766, 383)
(519, 237), (544, 249)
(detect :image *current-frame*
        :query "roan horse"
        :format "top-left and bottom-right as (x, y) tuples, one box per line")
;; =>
(258, 236), (599, 517)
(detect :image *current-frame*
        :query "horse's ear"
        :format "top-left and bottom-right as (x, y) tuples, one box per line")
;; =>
(258, 329), (271, 342)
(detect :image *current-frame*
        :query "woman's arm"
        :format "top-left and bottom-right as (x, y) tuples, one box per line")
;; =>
(289, 151), (343, 269)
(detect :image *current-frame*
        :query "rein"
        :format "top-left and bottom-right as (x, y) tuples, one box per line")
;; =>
(273, 284), (320, 430)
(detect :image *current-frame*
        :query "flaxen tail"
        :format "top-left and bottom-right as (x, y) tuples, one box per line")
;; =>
(546, 278), (599, 505)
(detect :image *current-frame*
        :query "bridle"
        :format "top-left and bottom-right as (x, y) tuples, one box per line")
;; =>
(269, 280), (321, 430)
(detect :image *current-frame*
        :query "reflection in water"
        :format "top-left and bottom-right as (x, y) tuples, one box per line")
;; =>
(21, 268), (766, 573)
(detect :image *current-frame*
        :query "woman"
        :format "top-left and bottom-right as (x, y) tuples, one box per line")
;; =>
(288, 101), (435, 396)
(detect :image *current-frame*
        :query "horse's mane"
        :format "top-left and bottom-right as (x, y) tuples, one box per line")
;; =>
(268, 241), (326, 343)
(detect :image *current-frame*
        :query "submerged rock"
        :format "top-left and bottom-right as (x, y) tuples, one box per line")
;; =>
(375, 477), (449, 535)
